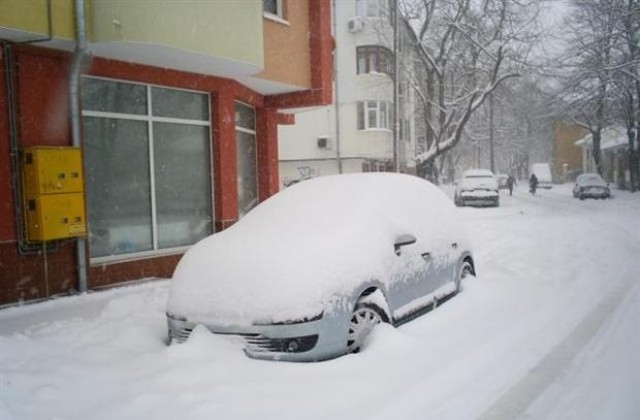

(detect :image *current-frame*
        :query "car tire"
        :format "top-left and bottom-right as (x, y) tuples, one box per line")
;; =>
(455, 260), (475, 293)
(347, 302), (388, 354)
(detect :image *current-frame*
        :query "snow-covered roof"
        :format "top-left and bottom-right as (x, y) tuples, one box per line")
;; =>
(575, 126), (629, 151)
(463, 169), (495, 178)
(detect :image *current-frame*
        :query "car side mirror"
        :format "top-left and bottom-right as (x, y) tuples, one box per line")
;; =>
(394, 234), (417, 256)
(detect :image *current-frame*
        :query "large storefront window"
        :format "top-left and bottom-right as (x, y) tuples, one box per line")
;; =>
(235, 102), (258, 217)
(82, 77), (213, 260)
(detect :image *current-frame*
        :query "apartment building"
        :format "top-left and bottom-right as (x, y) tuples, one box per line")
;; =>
(0, 0), (332, 305)
(278, 0), (418, 187)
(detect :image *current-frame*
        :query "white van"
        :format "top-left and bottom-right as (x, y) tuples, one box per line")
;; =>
(531, 163), (552, 189)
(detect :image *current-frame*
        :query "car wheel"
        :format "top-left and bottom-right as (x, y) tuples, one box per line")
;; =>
(347, 302), (387, 354)
(456, 260), (475, 293)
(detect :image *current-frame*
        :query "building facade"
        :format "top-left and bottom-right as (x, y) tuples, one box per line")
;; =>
(576, 126), (634, 188)
(552, 120), (587, 182)
(278, 0), (418, 187)
(0, 0), (333, 305)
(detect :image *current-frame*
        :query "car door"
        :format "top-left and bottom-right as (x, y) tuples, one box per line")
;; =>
(385, 234), (443, 320)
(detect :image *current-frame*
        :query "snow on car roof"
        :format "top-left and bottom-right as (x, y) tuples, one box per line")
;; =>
(463, 169), (494, 178)
(168, 173), (467, 326)
(577, 173), (607, 186)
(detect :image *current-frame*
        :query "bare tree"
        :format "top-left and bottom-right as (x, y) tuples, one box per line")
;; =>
(614, 0), (640, 190)
(399, 0), (542, 181)
(555, 0), (628, 179)
(451, 74), (554, 180)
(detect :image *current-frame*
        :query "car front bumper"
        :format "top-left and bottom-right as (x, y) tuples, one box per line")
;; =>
(166, 310), (348, 362)
(459, 190), (499, 206)
(579, 187), (610, 198)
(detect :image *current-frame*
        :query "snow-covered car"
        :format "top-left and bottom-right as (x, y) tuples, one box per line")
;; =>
(454, 169), (500, 207)
(573, 173), (611, 200)
(496, 174), (509, 190)
(166, 173), (475, 362)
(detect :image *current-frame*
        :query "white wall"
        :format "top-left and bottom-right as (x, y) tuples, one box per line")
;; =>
(277, 0), (418, 187)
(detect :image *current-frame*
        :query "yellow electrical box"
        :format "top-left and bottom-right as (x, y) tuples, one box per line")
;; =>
(22, 147), (87, 242)
(23, 147), (84, 196)
(25, 194), (87, 241)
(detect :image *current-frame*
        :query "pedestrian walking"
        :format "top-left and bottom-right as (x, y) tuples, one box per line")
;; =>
(529, 173), (539, 195)
(506, 175), (516, 196)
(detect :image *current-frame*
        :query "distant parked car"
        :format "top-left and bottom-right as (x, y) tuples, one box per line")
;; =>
(166, 173), (475, 362)
(573, 173), (611, 200)
(496, 174), (509, 190)
(455, 169), (500, 207)
(531, 163), (553, 189)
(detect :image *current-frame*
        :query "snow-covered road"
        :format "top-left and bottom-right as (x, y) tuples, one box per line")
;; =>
(1, 184), (639, 420)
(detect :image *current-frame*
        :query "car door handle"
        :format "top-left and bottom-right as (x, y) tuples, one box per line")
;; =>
(421, 252), (432, 261)
(451, 243), (458, 249)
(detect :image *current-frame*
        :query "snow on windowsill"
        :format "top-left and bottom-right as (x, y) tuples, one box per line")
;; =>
(263, 13), (290, 26)
(90, 246), (189, 267)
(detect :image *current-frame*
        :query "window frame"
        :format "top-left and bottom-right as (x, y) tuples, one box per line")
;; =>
(263, 0), (287, 23)
(362, 159), (392, 172)
(234, 101), (259, 218)
(356, 0), (388, 18)
(81, 76), (213, 264)
(357, 100), (391, 131)
(356, 45), (394, 77)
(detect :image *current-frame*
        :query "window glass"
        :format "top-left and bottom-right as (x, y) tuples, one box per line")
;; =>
(357, 54), (366, 74)
(151, 87), (209, 121)
(356, 46), (393, 76)
(154, 123), (212, 248)
(357, 101), (391, 130)
(84, 117), (153, 257)
(82, 78), (147, 115)
(263, 0), (280, 16)
(357, 0), (386, 18)
(235, 102), (256, 130)
(380, 102), (388, 128)
(367, 0), (378, 17)
(236, 130), (258, 217)
(82, 78), (212, 259)
(367, 102), (377, 128)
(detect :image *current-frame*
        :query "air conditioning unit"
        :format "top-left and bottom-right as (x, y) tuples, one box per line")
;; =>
(317, 136), (332, 150)
(348, 17), (364, 33)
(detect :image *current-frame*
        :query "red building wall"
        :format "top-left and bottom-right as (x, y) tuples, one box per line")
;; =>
(0, 45), (282, 304)
(0, 0), (332, 306)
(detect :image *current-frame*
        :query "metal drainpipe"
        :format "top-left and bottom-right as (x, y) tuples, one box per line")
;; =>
(331, 0), (343, 173)
(70, 0), (88, 293)
(3, 43), (26, 250)
(4, 0), (53, 256)
(393, 0), (401, 173)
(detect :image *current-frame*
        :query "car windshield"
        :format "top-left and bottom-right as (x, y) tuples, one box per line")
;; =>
(578, 174), (606, 186)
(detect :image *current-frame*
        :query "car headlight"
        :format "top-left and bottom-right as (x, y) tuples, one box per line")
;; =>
(245, 335), (319, 353)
